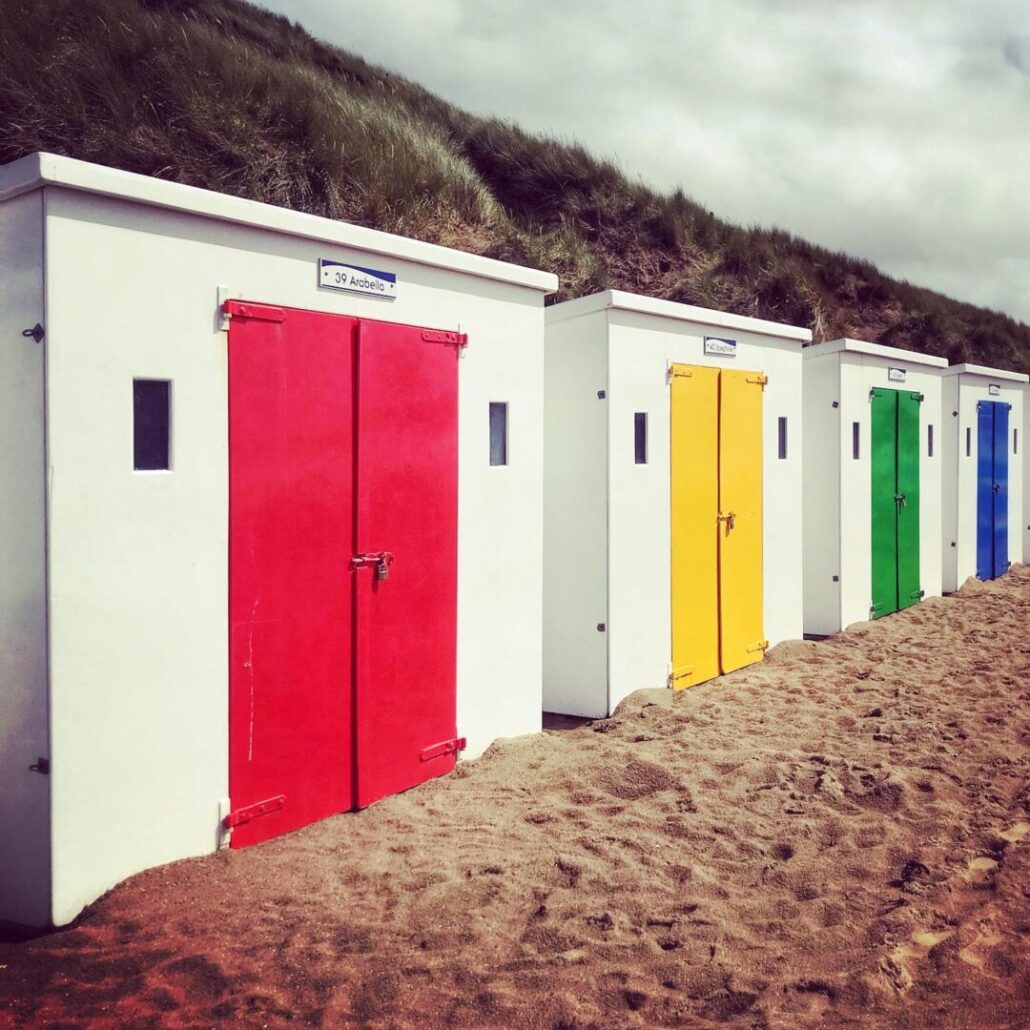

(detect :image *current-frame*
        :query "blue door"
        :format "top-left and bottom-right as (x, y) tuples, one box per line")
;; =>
(992, 404), (1009, 578)
(976, 400), (1011, 580)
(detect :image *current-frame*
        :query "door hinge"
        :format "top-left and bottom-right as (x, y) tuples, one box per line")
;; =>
(746, 640), (769, 654)
(597, 389), (606, 399)
(21, 324), (45, 344)
(746, 374), (769, 388)
(420, 737), (466, 762)
(669, 364), (692, 379)
(224, 300), (287, 323)
(668, 667), (694, 687)
(421, 329), (468, 350)
(223, 794), (285, 829)
(28, 757), (50, 775)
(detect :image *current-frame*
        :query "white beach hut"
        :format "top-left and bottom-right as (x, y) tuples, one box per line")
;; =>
(543, 290), (809, 719)
(0, 153), (556, 929)
(941, 364), (1027, 590)
(802, 339), (946, 636)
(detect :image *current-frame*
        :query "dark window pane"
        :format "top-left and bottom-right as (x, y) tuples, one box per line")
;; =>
(927, 424), (934, 457)
(489, 402), (507, 466)
(852, 421), (860, 460)
(634, 412), (648, 464)
(133, 380), (170, 470)
(777, 416), (787, 459)
(965, 426), (971, 457)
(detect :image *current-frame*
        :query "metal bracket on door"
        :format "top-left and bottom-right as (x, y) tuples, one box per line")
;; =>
(745, 374), (769, 388)
(351, 551), (395, 580)
(223, 794), (285, 829)
(746, 640), (769, 654)
(420, 737), (467, 762)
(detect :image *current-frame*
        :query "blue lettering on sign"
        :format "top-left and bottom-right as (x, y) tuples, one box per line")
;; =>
(319, 259), (397, 298)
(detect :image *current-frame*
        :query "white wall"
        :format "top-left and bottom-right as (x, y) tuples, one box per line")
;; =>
(43, 186), (546, 925)
(542, 310), (609, 717)
(837, 356), (944, 629)
(1024, 390), (1030, 565)
(606, 311), (804, 710)
(801, 352), (842, 636)
(942, 377), (961, 592)
(945, 375), (1025, 589)
(0, 191), (51, 928)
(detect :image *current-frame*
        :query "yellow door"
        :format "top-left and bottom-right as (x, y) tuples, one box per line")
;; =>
(669, 364), (720, 688)
(718, 369), (767, 674)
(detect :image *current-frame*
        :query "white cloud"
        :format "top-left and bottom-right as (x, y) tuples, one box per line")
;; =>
(260, 0), (1030, 322)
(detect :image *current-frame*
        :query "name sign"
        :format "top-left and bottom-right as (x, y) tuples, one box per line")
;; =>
(319, 259), (397, 298)
(888, 367), (907, 383)
(704, 336), (737, 357)
(988, 384), (1001, 396)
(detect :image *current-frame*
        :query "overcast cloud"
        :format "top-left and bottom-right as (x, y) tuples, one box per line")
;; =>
(260, 0), (1030, 322)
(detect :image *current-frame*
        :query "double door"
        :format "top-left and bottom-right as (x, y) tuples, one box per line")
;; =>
(976, 400), (1010, 580)
(870, 388), (922, 617)
(670, 365), (767, 689)
(226, 302), (460, 848)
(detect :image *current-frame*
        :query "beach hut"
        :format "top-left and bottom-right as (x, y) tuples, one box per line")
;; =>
(941, 364), (1027, 589)
(802, 339), (947, 636)
(543, 291), (809, 719)
(1025, 387), (1030, 566)
(0, 153), (556, 929)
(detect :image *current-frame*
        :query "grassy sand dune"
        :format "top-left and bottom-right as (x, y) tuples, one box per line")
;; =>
(1, 567), (1028, 1027)
(1, 0), (1028, 372)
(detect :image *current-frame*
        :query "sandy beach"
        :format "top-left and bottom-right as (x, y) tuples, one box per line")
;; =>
(1, 566), (1028, 1028)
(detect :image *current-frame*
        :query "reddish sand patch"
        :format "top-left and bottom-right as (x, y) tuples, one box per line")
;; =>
(2, 568), (1028, 1028)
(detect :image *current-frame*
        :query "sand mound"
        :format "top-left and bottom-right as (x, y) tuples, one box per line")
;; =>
(2, 566), (1028, 1028)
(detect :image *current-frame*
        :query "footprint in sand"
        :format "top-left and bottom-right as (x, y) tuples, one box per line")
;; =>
(882, 929), (954, 991)
(958, 929), (1003, 968)
(998, 821), (1030, 844)
(963, 856), (999, 887)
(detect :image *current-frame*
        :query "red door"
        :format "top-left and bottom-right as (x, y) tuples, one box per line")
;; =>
(354, 320), (460, 807)
(228, 303), (356, 848)
(228, 304), (461, 845)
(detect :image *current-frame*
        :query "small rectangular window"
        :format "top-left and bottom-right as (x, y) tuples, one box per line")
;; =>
(927, 424), (934, 457)
(489, 402), (508, 466)
(852, 422), (860, 460)
(965, 427), (971, 457)
(133, 379), (170, 471)
(634, 412), (648, 464)
(1015, 428), (1019, 455)
(777, 417), (787, 459)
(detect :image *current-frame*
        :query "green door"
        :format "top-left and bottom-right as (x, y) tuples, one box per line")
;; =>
(870, 387), (922, 618)
(870, 389), (899, 617)
(896, 391), (921, 610)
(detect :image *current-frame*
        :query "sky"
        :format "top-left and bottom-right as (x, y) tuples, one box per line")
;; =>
(258, 0), (1030, 323)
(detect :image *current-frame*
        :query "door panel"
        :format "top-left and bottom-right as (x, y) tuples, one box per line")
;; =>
(228, 307), (356, 848)
(354, 320), (459, 807)
(992, 403), (1010, 578)
(718, 370), (765, 675)
(870, 388), (899, 618)
(896, 391), (922, 609)
(669, 364), (720, 688)
(976, 402), (995, 579)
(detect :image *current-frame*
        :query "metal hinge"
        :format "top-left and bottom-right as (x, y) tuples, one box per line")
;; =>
(224, 300), (287, 323)
(746, 640), (769, 654)
(668, 666), (693, 688)
(21, 324), (45, 344)
(597, 389), (606, 399)
(420, 737), (466, 762)
(223, 794), (285, 829)
(28, 757), (50, 775)
(746, 374), (769, 388)
(669, 364), (692, 379)
(421, 329), (468, 350)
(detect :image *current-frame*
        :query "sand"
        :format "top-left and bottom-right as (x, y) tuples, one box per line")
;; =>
(1, 567), (1028, 1028)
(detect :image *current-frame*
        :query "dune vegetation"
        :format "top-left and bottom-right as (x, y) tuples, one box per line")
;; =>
(1, 0), (1027, 372)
